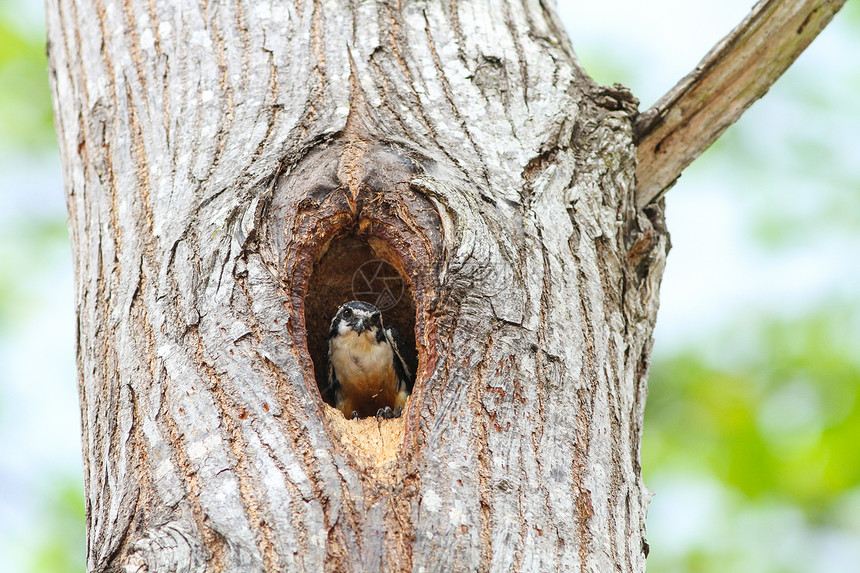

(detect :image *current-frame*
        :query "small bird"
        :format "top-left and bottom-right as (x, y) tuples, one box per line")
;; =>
(326, 301), (413, 419)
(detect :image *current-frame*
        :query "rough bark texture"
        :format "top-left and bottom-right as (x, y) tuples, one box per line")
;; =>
(47, 0), (668, 571)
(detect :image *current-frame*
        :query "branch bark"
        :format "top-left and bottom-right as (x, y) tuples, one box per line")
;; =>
(634, 0), (847, 207)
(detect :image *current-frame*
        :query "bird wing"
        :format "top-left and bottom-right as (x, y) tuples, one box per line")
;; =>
(325, 340), (343, 407)
(384, 326), (414, 392)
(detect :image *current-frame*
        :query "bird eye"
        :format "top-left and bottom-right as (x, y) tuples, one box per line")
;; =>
(342, 307), (353, 318)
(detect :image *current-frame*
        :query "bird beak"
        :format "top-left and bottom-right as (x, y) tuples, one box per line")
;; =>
(355, 318), (365, 332)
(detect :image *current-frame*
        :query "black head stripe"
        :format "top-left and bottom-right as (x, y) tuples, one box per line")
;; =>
(341, 300), (380, 315)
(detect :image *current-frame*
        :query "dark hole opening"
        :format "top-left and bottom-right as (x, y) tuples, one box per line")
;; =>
(304, 235), (418, 409)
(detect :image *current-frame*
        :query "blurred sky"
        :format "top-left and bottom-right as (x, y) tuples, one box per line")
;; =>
(1, 1), (858, 572)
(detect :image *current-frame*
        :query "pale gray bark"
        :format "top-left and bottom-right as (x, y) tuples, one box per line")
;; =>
(47, 0), (667, 571)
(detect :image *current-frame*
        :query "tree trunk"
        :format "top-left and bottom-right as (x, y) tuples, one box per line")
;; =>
(47, 0), (668, 571)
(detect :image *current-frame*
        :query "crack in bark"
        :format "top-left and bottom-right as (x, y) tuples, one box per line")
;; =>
(422, 9), (492, 188)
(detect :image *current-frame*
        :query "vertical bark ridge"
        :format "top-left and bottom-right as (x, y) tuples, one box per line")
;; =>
(374, 4), (453, 164)
(574, 270), (597, 570)
(197, 343), (283, 571)
(120, 0), (149, 98)
(421, 10), (490, 186)
(156, 382), (227, 570)
(197, 0), (233, 178)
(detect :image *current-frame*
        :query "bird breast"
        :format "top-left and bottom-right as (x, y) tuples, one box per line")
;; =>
(330, 330), (396, 395)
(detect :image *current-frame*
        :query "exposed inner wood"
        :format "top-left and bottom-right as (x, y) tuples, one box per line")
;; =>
(321, 400), (410, 467)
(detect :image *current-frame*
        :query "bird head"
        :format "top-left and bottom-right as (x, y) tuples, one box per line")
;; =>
(330, 300), (384, 338)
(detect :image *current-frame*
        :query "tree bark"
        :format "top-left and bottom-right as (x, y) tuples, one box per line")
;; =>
(47, 0), (668, 571)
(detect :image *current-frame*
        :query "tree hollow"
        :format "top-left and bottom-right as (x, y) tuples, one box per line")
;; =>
(305, 234), (419, 408)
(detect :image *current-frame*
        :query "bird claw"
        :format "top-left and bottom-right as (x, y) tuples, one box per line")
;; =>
(376, 406), (403, 420)
(350, 411), (360, 420)
(376, 407), (393, 419)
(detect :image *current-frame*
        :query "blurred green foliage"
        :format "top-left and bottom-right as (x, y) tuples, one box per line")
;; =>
(0, 218), (68, 332)
(0, 13), (54, 149)
(645, 305), (860, 510)
(26, 479), (87, 573)
(709, 109), (860, 252)
(643, 305), (860, 573)
(574, 5), (860, 572)
(0, 212), (83, 572)
(0, 5), (84, 573)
